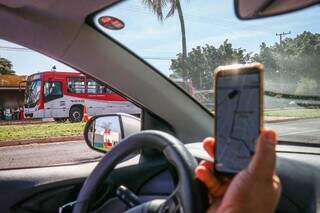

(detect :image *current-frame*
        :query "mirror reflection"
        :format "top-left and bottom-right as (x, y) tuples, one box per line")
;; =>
(85, 113), (141, 153)
(88, 116), (122, 152)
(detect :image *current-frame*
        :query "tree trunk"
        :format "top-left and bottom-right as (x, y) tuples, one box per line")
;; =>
(176, 0), (188, 82)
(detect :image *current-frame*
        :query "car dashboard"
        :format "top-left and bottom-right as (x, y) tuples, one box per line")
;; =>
(187, 143), (320, 213)
(0, 143), (319, 213)
(97, 143), (320, 213)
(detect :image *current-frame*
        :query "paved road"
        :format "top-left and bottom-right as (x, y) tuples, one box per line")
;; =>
(267, 118), (320, 144)
(0, 140), (104, 170)
(1, 118), (320, 169)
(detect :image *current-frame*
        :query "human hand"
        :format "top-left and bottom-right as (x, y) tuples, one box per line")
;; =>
(195, 128), (281, 213)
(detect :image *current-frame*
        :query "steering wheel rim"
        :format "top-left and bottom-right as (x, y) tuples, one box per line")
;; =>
(73, 130), (208, 213)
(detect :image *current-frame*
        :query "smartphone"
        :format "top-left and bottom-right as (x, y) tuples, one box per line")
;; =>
(214, 63), (264, 175)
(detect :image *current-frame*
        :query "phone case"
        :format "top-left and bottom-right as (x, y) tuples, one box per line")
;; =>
(213, 63), (264, 175)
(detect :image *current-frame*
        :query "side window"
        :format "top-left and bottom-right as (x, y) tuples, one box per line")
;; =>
(0, 39), (141, 170)
(105, 87), (114, 94)
(67, 77), (85, 93)
(87, 79), (101, 94)
(44, 81), (63, 102)
(87, 79), (113, 94)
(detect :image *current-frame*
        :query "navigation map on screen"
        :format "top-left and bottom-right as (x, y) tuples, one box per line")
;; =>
(215, 72), (260, 173)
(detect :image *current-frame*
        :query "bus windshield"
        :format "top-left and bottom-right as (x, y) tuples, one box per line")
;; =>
(25, 80), (41, 108)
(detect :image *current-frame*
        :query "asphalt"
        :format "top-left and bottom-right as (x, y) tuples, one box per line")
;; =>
(267, 118), (320, 144)
(1, 118), (320, 170)
(0, 140), (103, 170)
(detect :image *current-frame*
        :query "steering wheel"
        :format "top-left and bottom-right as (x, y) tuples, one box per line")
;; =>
(73, 130), (208, 213)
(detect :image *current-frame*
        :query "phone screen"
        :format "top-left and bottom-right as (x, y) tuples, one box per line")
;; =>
(215, 71), (260, 174)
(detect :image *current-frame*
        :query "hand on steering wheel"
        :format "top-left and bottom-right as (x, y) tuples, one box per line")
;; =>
(195, 128), (281, 213)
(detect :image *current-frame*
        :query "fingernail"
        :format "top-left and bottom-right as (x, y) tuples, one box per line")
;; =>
(262, 130), (277, 145)
(194, 167), (205, 179)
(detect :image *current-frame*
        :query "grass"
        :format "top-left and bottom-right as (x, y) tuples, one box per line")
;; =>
(0, 122), (85, 142)
(265, 108), (320, 118)
(1, 108), (319, 142)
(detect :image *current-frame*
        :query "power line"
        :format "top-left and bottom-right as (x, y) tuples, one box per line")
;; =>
(0, 45), (176, 61)
(143, 57), (174, 60)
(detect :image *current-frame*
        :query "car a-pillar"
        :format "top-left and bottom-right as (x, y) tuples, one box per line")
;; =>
(69, 105), (84, 123)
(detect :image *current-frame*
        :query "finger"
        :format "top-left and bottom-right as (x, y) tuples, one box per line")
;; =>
(208, 199), (223, 212)
(195, 165), (226, 197)
(203, 137), (215, 158)
(200, 160), (213, 172)
(199, 160), (230, 184)
(248, 128), (278, 179)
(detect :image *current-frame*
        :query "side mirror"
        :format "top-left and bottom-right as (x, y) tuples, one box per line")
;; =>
(84, 113), (141, 153)
(235, 0), (319, 20)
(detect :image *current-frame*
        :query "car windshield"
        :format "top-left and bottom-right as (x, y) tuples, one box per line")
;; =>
(94, 0), (320, 144)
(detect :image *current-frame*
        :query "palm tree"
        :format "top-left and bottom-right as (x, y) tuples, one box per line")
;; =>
(142, 0), (188, 81)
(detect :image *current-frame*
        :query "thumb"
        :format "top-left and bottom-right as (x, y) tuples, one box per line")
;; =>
(248, 128), (278, 179)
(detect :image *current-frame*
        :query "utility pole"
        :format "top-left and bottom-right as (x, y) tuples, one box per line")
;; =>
(275, 31), (290, 94)
(276, 31), (291, 45)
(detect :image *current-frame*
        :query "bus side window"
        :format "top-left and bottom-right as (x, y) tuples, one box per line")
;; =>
(87, 79), (98, 94)
(52, 82), (62, 96)
(87, 79), (113, 94)
(44, 81), (63, 102)
(105, 88), (113, 94)
(44, 82), (50, 97)
(68, 77), (85, 94)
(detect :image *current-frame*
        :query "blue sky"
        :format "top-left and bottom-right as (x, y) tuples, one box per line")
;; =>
(0, 0), (319, 76)
(0, 39), (74, 75)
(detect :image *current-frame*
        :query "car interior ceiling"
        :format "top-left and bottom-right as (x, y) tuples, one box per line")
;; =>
(0, 0), (213, 143)
(0, 0), (320, 213)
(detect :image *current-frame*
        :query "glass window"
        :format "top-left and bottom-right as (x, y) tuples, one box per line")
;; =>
(87, 79), (110, 94)
(0, 39), (140, 170)
(44, 81), (63, 103)
(87, 79), (114, 94)
(105, 87), (114, 94)
(93, 0), (320, 145)
(44, 81), (62, 97)
(67, 77), (85, 94)
(25, 79), (41, 108)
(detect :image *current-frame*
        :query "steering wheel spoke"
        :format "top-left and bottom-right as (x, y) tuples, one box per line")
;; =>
(161, 190), (181, 212)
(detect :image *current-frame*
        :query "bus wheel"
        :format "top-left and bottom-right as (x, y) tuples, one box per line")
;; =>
(69, 107), (83, 123)
(54, 118), (67, 123)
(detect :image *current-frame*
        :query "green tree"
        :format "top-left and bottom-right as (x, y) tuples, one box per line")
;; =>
(170, 40), (250, 90)
(251, 42), (279, 79)
(295, 77), (318, 96)
(142, 0), (188, 80)
(252, 31), (320, 91)
(0, 57), (15, 75)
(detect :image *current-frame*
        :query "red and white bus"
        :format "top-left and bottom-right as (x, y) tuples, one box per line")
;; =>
(24, 71), (140, 122)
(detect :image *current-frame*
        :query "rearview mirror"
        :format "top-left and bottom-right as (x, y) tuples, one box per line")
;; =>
(235, 0), (319, 19)
(84, 113), (141, 153)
